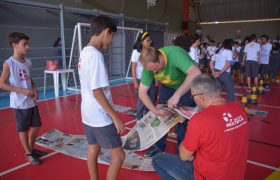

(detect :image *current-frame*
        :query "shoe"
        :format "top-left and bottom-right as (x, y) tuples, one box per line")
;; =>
(245, 87), (251, 92)
(26, 152), (41, 165)
(263, 84), (270, 89)
(32, 149), (48, 157)
(144, 146), (163, 158)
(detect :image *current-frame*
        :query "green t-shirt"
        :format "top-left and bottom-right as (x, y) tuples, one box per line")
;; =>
(141, 46), (194, 89)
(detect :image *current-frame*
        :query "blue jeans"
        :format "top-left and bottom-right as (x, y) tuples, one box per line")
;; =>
(215, 69), (235, 102)
(136, 79), (158, 120)
(155, 85), (196, 151)
(152, 153), (194, 180)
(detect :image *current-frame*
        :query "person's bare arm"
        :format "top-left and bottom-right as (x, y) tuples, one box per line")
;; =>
(131, 62), (139, 89)
(242, 52), (247, 66)
(257, 51), (260, 65)
(139, 83), (157, 114)
(214, 60), (231, 78)
(31, 79), (39, 100)
(209, 60), (215, 72)
(0, 62), (33, 97)
(139, 83), (169, 117)
(93, 88), (125, 134)
(168, 65), (201, 109)
(179, 143), (194, 161)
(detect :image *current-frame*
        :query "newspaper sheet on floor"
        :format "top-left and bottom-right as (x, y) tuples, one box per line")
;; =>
(121, 105), (198, 151)
(36, 129), (153, 171)
(112, 104), (137, 116)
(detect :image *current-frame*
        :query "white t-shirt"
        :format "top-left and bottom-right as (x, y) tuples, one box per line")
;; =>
(130, 49), (143, 79)
(244, 42), (260, 62)
(207, 46), (217, 59)
(212, 48), (233, 73)
(78, 46), (113, 127)
(232, 46), (241, 62)
(189, 47), (199, 63)
(260, 43), (272, 64)
(5, 57), (36, 109)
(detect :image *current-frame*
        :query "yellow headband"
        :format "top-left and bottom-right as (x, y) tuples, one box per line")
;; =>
(141, 32), (148, 41)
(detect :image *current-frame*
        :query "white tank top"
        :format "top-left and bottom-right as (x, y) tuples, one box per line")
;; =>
(6, 56), (36, 109)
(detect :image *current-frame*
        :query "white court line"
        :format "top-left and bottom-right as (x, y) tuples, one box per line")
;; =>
(125, 119), (137, 126)
(247, 160), (280, 171)
(258, 104), (280, 109)
(0, 120), (136, 176)
(2, 119), (279, 177)
(0, 151), (58, 176)
(125, 125), (280, 171)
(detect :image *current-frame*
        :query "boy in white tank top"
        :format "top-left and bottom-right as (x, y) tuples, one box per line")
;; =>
(0, 32), (44, 165)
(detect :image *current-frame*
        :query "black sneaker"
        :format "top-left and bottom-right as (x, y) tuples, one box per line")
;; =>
(26, 152), (41, 165)
(144, 146), (164, 158)
(32, 149), (48, 157)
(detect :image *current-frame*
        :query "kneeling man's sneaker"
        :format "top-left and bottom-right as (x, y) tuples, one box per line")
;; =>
(144, 146), (164, 158)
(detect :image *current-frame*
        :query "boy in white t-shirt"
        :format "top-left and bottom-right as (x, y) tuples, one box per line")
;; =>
(78, 16), (125, 180)
(260, 34), (272, 87)
(0, 32), (44, 165)
(243, 34), (260, 90)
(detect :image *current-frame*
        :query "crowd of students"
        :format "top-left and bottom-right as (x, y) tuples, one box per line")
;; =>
(0, 14), (279, 180)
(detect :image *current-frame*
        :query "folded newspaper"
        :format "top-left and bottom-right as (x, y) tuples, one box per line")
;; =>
(121, 105), (198, 151)
(36, 129), (153, 171)
(36, 105), (198, 171)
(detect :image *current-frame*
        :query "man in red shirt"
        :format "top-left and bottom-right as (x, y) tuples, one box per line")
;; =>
(152, 74), (248, 180)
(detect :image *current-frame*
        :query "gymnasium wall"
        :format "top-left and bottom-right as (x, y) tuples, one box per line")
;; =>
(201, 21), (280, 42)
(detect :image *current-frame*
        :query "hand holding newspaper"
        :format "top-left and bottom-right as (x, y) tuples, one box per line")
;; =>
(121, 105), (198, 151)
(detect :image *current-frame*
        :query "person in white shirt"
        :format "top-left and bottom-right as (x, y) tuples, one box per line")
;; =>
(210, 39), (235, 101)
(260, 34), (272, 87)
(0, 32), (43, 165)
(232, 41), (241, 80)
(206, 40), (216, 72)
(189, 34), (201, 64)
(207, 40), (217, 62)
(131, 32), (158, 120)
(78, 15), (125, 180)
(243, 34), (260, 90)
(238, 37), (250, 86)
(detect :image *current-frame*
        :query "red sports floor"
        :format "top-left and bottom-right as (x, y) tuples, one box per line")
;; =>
(0, 82), (280, 180)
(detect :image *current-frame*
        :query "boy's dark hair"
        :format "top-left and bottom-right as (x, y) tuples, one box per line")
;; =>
(191, 34), (201, 44)
(242, 36), (250, 46)
(216, 39), (232, 54)
(91, 15), (117, 36)
(249, 33), (257, 41)
(173, 34), (192, 53)
(260, 34), (269, 41)
(8, 32), (29, 48)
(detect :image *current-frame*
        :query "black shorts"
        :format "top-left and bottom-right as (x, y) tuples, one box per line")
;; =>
(245, 60), (259, 77)
(83, 123), (122, 149)
(239, 64), (245, 73)
(13, 106), (42, 132)
(259, 64), (269, 75)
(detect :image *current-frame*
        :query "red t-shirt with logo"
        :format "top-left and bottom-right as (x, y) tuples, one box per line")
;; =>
(182, 101), (248, 180)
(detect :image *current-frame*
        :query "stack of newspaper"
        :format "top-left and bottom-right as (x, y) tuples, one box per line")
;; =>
(36, 105), (198, 171)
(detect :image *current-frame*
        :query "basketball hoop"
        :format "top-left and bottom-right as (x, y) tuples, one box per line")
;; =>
(147, 0), (157, 9)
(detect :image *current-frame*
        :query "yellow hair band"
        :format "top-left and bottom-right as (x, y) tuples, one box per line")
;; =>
(141, 32), (148, 41)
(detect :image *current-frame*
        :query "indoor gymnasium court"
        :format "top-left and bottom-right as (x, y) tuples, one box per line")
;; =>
(0, 0), (280, 180)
